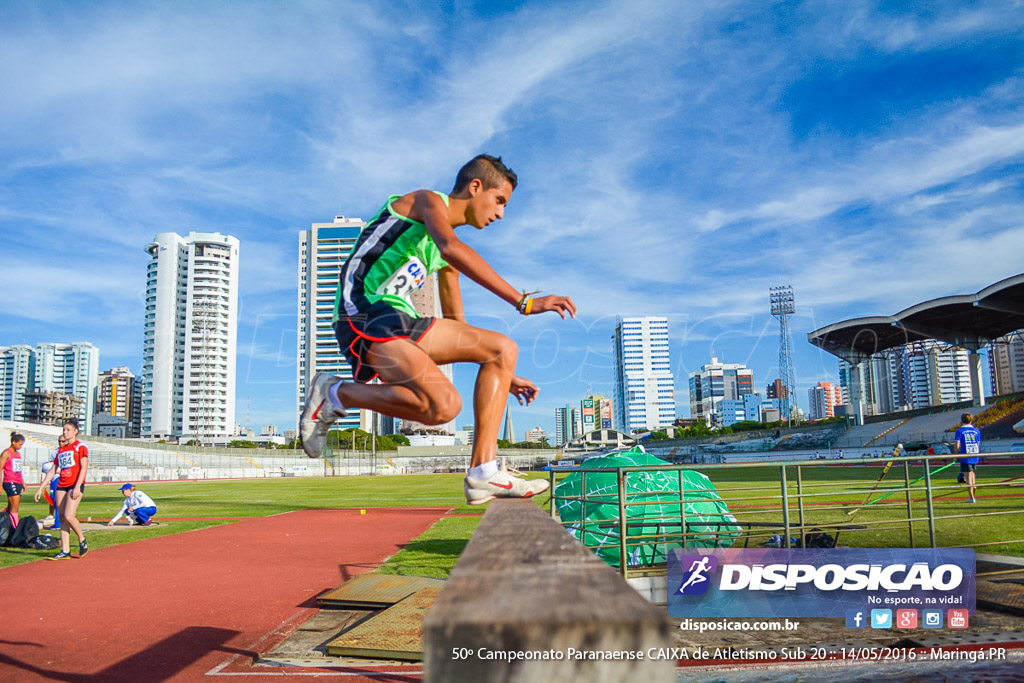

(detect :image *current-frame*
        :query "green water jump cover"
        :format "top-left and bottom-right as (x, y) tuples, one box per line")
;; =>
(554, 446), (740, 567)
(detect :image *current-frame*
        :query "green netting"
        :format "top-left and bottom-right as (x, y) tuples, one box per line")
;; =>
(554, 446), (740, 567)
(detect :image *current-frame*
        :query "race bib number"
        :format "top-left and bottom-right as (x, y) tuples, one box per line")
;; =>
(11, 459), (21, 473)
(965, 441), (979, 455)
(377, 257), (427, 302)
(58, 452), (75, 470)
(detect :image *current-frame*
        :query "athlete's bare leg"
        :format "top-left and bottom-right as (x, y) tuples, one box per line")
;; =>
(336, 318), (516, 467)
(55, 489), (85, 553)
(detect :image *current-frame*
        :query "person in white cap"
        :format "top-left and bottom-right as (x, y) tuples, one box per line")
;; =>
(108, 484), (158, 526)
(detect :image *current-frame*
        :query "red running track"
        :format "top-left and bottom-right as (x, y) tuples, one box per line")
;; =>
(0, 508), (448, 682)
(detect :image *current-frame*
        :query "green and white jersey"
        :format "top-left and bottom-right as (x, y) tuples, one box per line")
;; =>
(334, 193), (449, 320)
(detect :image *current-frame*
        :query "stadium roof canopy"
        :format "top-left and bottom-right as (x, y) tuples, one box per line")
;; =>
(808, 273), (1024, 363)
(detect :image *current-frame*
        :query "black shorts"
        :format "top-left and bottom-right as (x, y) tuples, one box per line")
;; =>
(960, 462), (977, 473)
(334, 301), (436, 382)
(3, 482), (23, 497)
(57, 484), (86, 493)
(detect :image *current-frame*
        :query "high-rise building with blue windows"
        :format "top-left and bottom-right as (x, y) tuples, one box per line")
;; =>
(297, 216), (365, 433)
(0, 345), (35, 422)
(554, 403), (580, 446)
(612, 316), (675, 433)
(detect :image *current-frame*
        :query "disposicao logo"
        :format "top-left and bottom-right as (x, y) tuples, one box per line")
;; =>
(668, 548), (975, 619)
(675, 555), (718, 595)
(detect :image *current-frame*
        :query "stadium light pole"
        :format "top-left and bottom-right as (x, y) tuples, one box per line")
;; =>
(770, 285), (797, 429)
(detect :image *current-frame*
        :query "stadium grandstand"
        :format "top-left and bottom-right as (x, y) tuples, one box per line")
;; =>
(808, 272), (1024, 425)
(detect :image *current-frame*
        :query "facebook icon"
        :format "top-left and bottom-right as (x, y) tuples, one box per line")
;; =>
(845, 609), (866, 629)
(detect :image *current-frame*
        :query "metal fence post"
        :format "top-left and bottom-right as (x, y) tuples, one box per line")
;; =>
(903, 460), (915, 547)
(780, 465), (791, 548)
(678, 469), (688, 548)
(923, 458), (937, 548)
(549, 469), (556, 519)
(617, 468), (629, 578)
(795, 464), (805, 547)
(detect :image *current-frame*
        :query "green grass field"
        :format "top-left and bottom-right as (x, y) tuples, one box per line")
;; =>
(2, 464), (1021, 573)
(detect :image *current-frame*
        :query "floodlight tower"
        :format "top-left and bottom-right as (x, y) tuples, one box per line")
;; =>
(770, 285), (797, 426)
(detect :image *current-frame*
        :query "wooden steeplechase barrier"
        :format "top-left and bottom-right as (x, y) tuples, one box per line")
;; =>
(423, 499), (674, 682)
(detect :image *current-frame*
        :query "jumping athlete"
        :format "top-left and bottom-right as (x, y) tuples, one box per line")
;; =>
(300, 155), (576, 504)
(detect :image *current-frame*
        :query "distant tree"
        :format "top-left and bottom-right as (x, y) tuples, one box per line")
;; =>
(390, 433), (410, 446)
(497, 439), (513, 449)
(679, 421), (713, 438)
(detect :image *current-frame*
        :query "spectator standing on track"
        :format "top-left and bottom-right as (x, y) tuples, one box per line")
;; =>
(954, 412), (982, 503)
(35, 419), (89, 560)
(108, 483), (158, 526)
(1, 432), (26, 527)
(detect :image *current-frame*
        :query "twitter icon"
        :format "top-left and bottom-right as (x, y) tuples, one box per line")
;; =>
(871, 609), (892, 629)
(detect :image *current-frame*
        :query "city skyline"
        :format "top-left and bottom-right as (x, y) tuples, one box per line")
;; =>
(2, 2), (1023, 440)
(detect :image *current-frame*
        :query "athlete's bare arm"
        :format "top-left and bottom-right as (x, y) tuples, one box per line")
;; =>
(398, 190), (577, 319)
(437, 265), (465, 322)
(412, 190), (521, 304)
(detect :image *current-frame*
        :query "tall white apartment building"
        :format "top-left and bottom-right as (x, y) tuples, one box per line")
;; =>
(0, 345), (35, 422)
(298, 215), (458, 437)
(297, 217), (364, 432)
(612, 316), (675, 432)
(990, 333), (1024, 396)
(841, 341), (973, 417)
(33, 342), (100, 433)
(688, 356), (754, 426)
(142, 232), (239, 440)
(890, 340), (971, 410)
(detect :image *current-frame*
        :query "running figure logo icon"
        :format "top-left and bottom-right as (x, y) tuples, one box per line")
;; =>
(676, 555), (718, 595)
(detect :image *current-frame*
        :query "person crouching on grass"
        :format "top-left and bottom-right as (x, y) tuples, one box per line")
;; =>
(108, 483), (157, 526)
(35, 419), (89, 560)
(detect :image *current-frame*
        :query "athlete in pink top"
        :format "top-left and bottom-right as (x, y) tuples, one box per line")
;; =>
(1, 432), (26, 527)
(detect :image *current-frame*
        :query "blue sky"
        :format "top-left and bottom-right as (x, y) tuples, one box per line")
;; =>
(2, 1), (1023, 438)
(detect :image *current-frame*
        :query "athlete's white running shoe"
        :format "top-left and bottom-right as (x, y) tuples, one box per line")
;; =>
(464, 469), (550, 505)
(300, 373), (346, 458)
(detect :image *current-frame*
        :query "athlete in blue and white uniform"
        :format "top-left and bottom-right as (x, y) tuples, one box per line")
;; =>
(109, 484), (158, 526)
(954, 412), (982, 503)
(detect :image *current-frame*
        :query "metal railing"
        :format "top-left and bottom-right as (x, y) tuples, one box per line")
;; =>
(547, 451), (1024, 580)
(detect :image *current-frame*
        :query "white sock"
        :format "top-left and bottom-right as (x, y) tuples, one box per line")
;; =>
(328, 381), (346, 411)
(468, 460), (499, 480)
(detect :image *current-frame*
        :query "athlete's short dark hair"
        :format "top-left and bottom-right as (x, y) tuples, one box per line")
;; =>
(452, 154), (518, 194)
(961, 412), (973, 424)
(63, 418), (80, 431)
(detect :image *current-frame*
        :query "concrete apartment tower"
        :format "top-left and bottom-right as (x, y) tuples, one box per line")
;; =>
(142, 232), (239, 440)
(33, 342), (100, 433)
(613, 316), (675, 432)
(297, 216), (365, 433)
